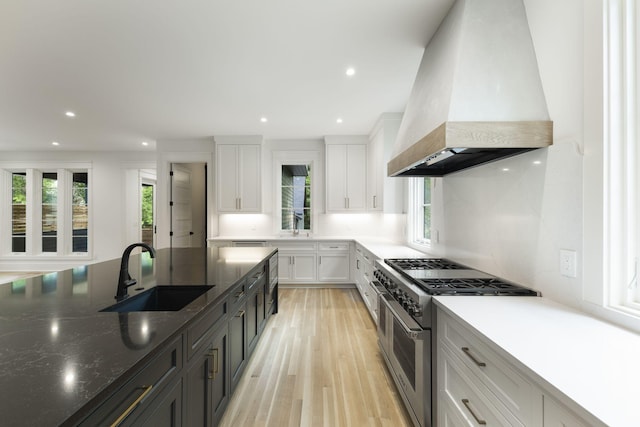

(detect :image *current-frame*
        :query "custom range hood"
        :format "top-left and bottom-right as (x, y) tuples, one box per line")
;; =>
(389, 0), (553, 177)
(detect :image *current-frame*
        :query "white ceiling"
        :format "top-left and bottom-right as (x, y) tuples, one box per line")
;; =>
(0, 0), (454, 151)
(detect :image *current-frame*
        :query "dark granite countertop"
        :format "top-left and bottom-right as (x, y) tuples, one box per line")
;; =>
(0, 246), (276, 427)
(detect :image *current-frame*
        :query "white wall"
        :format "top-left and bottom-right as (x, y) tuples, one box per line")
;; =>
(0, 151), (156, 271)
(429, 0), (585, 308)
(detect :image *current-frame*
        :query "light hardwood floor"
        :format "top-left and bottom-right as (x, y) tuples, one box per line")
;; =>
(219, 288), (413, 427)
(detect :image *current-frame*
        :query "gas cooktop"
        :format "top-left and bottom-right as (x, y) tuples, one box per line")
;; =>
(383, 257), (538, 297)
(418, 278), (539, 296)
(385, 258), (466, 270)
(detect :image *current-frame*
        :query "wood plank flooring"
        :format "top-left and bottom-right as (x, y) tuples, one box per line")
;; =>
(219, 288), (412, 427)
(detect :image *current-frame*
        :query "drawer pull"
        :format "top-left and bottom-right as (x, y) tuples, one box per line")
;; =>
(234, 290), (245, 299)
(110, 385), (153, 427)
(236, 310), (245, 317)
(462, 399), (487, 425)
(207, 348), (219, 380)
(462, 347), (486, 367)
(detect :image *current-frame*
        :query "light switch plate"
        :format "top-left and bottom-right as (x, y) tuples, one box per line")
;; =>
(560, 249), (577, 278)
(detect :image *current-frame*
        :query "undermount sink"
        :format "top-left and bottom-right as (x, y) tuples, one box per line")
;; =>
(100, 285), (213, 312)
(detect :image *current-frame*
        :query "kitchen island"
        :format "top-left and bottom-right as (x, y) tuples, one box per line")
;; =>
(0, 246), (277, 426)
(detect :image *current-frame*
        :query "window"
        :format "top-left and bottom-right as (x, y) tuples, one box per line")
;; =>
(42, 173), (58, 252)
(584, 0), (640, 329)
(281, 164), (311, 231)
(11, 172), (27, 253)
(409, 177), (432, 245)
(2, 167), (90, 257)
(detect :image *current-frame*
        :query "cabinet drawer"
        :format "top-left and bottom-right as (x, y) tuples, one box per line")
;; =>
(187, 299), (228, 360)
(79, 334), (183, 426)
(439, 311), (535, 424)
(247, 264), (266, 291)
(439, 344), (523, 426)
(229, 279), (247, 310)
(275, 242), (317, 251)
(318, 242), (349, 251)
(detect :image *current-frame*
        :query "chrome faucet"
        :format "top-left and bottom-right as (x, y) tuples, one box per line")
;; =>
(116, 243), (156, 300)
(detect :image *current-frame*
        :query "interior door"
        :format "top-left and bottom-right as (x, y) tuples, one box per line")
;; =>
(170, 163), (193, 248)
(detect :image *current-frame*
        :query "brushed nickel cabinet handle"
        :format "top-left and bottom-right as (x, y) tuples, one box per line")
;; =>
(234, 290), (245, 299)
(462, 399), (486, 425)
(373, 195), (377, 208)
(462, 347), (486, 367)
(110, 385), (153, 427)
(235, 310), (245, 317)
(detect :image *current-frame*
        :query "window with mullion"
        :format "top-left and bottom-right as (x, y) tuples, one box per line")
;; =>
(42, 172), (58, 253)
(11, 172), (27, 253)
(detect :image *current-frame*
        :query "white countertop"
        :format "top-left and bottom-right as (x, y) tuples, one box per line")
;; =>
(434, 296), (639, 427)
(209, 236), (431, 260)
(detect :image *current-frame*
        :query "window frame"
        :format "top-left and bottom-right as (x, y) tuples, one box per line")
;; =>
(272, 151), (318, 236)
(583, 0), (640, 331)
(1, 163), (92, 259)
(408, 177), (432, 248)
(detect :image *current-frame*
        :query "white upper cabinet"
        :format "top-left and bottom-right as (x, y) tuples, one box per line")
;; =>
(368, 113), (403, 213)
(216, 141), (262, 213)
(325, 139), (367, 212)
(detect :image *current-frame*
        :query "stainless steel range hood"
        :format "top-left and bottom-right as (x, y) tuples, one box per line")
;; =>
(389, 0), (553, 177)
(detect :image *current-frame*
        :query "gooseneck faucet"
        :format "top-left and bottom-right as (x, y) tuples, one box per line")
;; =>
(116, 243), (156, 300)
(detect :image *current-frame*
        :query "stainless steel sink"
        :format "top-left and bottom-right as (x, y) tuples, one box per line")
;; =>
(100, 285), (213, 312)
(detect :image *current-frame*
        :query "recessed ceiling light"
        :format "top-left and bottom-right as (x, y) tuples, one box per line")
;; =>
(65, 111), (76, 118)
(533, 160), (542, 165)
(260, 117), (268, 123)
(345, 67), (356, 77)
(336, 118), (343, 124)
(141, 141), (149, 146)
(51, 141), (60, 146)
(502, 168), (510, 172)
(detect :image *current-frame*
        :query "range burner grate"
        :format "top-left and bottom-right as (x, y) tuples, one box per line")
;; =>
(418, 278), (538, 296)
(385, 258), (466, 270)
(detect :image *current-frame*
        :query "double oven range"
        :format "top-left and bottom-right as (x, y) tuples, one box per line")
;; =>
(373, 258), (538, 427)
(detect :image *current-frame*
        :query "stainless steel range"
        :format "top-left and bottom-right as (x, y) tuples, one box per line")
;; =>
(373, 258), (538, 427)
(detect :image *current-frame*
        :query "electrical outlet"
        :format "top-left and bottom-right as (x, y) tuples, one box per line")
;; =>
(560, 249), (577, 277)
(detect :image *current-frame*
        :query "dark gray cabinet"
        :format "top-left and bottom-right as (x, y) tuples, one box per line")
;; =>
(229, 300), (247, 393)
(185, 324), (229, 427)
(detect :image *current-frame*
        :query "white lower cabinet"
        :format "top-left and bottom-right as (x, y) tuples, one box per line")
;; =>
(317, 242), (350, 282)
(278, 253), (317, 283)
(437, 309), (594, 427)
(353, 243), (377, 320)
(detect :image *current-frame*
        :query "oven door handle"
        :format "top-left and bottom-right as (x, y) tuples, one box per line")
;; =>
(380, 294), (428, 339)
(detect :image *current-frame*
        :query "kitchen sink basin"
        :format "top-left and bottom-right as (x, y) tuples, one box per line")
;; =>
(101, 285), (213, 312)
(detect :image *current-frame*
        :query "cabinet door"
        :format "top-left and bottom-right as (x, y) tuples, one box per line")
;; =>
(247, 287), (259, 354)
(291, 254), (317, 281)
(368, 129), (384, 211)
(326, 144), (348, 211)
(229, 302), (247, 393)
(237, 145), (261, 212)
(277, 254), (293, 281)
(217, 145), (240, 212)
(318, 253), (350, 282)
(216, 144), (261, 213)
(345, 144), (367, 210)
(185, 326), (228, 427)
(134, 378), (183, 427)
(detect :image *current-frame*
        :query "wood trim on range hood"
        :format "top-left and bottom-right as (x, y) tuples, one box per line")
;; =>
(388, 120), (553, 177)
